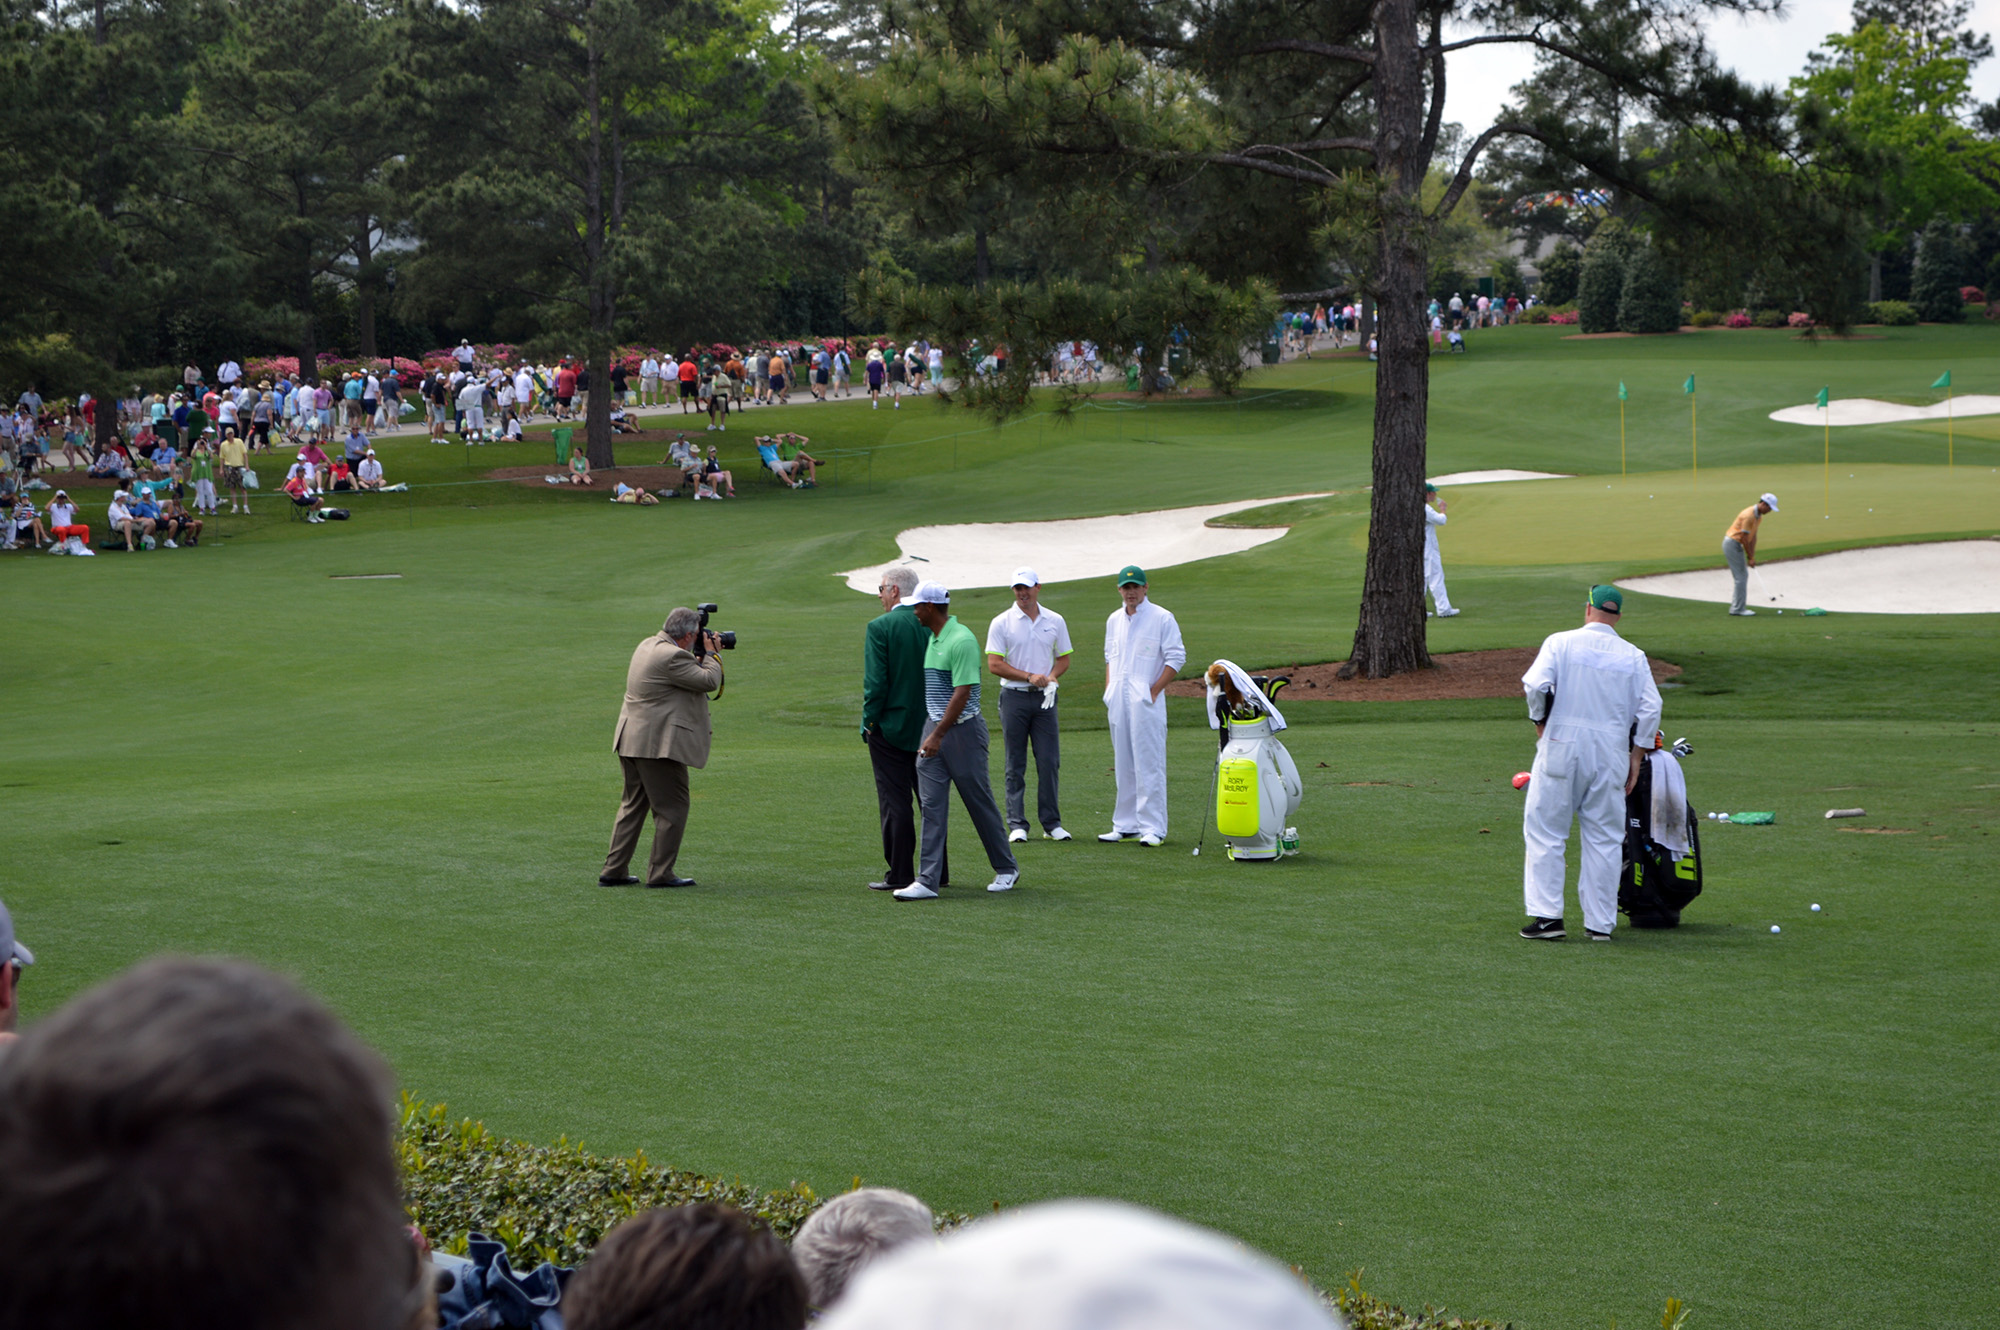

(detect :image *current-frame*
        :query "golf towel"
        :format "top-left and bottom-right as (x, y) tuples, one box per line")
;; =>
(1649, 750), (1690, 856)
(1204, 658), (1286, 732)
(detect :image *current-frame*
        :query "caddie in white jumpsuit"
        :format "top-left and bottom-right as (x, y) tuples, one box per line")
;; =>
(1100, 565), (1186, 846)
(1518, 584), (1662, 941)
(1424, 482), (1457, 617)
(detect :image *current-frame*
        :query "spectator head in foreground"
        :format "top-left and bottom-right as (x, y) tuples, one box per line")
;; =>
(792, 1187), (934, 1310)
(0, 898), (31, 1043)
(0, 957), (424, 1330)
(818, 1200), (1343, 1330)
(564, 1202), (807, 1330)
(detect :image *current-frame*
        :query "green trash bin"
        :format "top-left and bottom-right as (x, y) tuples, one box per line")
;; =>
(553, 426), (574, 464)
(1167, 346), (1189, 376)
(1260, 337), (1281, 365)
(1124, 364), (1141, 391)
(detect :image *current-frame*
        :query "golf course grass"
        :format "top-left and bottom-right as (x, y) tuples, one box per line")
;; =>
(4, 323), (1996, 1329)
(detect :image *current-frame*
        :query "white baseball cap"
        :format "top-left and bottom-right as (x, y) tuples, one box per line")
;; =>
(1, 899), (33, 967)
(910, 580), (950, 604)
(1011, 567), (1040, 588)
(1761, 492), (1779, 511)
(819, 1200), (1340, 1330)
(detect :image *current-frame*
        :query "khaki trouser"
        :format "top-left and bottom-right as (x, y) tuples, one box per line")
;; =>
(605, 755), (690, 884)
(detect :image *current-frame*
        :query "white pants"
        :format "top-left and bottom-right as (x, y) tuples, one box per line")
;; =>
(1425, 549), (1453, 614)
(194, 478), (217, 511)
(462, 406), (485, 432)
(1105, 679), (1169, 837)
(1522, 723), (1627, 933)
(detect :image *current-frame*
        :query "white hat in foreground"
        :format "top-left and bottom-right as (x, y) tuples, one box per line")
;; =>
(817, 1199), (1343, 1330)
(1760, 492), (1780, 511)
(1011, 566), (1040, 588)
(910, 580), (950, 605)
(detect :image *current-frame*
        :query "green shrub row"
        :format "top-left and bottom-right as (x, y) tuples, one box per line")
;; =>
(398, 1095), (826, 1267)
(1866, 299), (1919, 325)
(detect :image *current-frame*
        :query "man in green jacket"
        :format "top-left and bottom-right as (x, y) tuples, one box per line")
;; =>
(862, 565), (942, 892)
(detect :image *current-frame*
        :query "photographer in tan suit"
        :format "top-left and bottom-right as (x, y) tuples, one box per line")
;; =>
(601, 606), (725, 889)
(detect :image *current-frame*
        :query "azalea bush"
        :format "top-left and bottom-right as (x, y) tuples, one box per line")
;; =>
(1547, 309), (1579, 325)
(1724, 311), (1754, 328)
(1961, 285), (1986, 304)
(1788, 311), (1814, 329)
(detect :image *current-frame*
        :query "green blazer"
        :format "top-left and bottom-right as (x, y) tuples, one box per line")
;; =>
(863, 604), (929, 751)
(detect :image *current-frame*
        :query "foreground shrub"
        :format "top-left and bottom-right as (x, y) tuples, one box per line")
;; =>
(1548, 309), (1579, 324)
(1788, 311), (1814, 328)
(398, 1097), (822, 1267)
(1962, 285), (1986, 304)
(1333, 1273), (1511, 1329)
(1689, 309), (1720, 327)
(1868, 299), (1918, 325)
(1753, 309), (1786, 328)
(1519, 305), (1551, 323)
(1724, 310), (1753, 328)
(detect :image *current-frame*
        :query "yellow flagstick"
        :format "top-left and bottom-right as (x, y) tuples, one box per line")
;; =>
(1690, 390), (1697, 489)
(1823, 411), (1830, 517)
(1619, 399), (1627, 475)
(1948, 383), (1954, 470)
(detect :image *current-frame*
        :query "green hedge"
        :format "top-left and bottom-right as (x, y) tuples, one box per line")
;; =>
(1867, 299), (1918, 326)
(399, 1096), (826, 1267)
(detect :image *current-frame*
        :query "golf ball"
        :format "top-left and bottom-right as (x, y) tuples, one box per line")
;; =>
(1811, 903), (1821, 912)
(1777, 609), (1783, 614)
(1771, 925), (1782, 934)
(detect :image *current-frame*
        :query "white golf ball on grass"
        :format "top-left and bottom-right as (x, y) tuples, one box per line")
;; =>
(1771, 925), (1782, 934)
(1811, 903), (1821, 912)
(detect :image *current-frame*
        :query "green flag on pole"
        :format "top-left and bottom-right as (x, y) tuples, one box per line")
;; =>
(1683, 374), (1695, 394)
(1618, 381), (1628, 401)
(1932, 370), (1951, 389)
(1816, 386), (1829, 408)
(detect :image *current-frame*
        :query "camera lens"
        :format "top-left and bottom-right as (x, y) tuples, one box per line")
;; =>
(716, 631), (736, 650)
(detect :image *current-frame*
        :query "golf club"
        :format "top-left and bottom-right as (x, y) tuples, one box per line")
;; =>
(1751, 565), (1778, 603)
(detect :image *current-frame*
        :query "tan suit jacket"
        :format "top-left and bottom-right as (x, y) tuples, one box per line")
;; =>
(612, 634), (723, 766)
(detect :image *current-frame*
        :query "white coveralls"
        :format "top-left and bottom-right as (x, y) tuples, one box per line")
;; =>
(1520, 622), (1662, 934)
(1424, 503), (1453, 614)
(1103, 599), (1186, 839)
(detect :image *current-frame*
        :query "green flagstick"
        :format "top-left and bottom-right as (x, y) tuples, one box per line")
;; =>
(1817, 385), (1830, 517)
(1618, 380), (1628, 475)
(1684, 373), (1697, 488)
(1933, 370), (1953, 469)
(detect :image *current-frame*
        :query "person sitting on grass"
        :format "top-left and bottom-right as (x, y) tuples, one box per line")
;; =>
(329, 457), (355, 491)
(610, 481), (659, 505)
(701, 444), (736, 497)
(44, 489), (92, 555)
(89, 438), (134, 480)
(283, 469), (325, 523)
(8, 494), (49, 550)
(608, 405), (641, 435)
(567, 446), (594, 486)
(757, 434), (817, 488)
(128, 491), (179, 547)
(107, 490), (156, 549)
(356, 448), (384, 491)
(299, 438), (330, 485)
(157, 492), (202, 546)
(666, 433), (699, 478)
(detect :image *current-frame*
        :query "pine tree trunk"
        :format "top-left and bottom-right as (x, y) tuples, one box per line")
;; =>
(1867, 253), (1881, 305)
(1340, 0), (1431, 680)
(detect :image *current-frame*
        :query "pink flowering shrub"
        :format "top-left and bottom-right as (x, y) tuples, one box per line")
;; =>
(1547, 310), (1579, 325)
(1787, 311), (1814, 328)
(1724, 311), (1754, 329)
(244, 356), (300, 382)
(1962, 285), (1986, 304)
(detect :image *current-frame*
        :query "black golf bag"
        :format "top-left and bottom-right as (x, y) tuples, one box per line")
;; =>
(1619, 747), (1702, 929)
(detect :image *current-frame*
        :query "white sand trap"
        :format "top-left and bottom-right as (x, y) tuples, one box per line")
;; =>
(1427, 469), (1572, 485)
(840, 494), (1332, 593)
(1617, 540), (2000, 614)
(1769, 395), (2000, 427)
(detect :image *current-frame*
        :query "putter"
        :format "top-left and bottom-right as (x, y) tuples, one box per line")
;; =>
(1751, 565), (1778, 602)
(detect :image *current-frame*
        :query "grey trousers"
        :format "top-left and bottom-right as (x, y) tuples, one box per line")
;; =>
(998, 687), (1061, 832)
(917, 713), (1017, 886)
(1724, 537), (1748, 613)
(604, 755), (690, 885)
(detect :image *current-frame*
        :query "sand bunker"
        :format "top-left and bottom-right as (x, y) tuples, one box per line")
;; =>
(1769, 395), (2000, 427)
(1427, 469), (1571, 485)
(1617, 540), (2000, 614)
(840, 494), (1331, 593)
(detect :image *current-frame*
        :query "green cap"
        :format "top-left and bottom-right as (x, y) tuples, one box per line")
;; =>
(1424, 482), (1438, 493)
(1589, 585), (1623, 613)
(1116, 565), (1147, 587)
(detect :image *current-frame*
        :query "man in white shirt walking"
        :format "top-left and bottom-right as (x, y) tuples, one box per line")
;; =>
(1100, 565), (1186, 847)
(1424, 482), (1458, 617)
(985, 567), (1074, 843)
(1518, 585), (1663, 942)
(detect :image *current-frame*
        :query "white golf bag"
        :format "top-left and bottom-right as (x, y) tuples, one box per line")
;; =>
(1205, 660), (1304, 861)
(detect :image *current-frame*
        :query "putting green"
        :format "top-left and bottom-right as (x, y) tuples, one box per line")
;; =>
(1418, 463), (2000, 567)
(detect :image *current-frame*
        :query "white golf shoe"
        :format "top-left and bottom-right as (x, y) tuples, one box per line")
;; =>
(987, 871), (1019, 893)
(1137, 833), (1164, 847)
(1045, 827), (1073, 841)
(1098, 830), (1135, 842)
(1008, 828), (1028, 844)
(891, 881), (938, 901)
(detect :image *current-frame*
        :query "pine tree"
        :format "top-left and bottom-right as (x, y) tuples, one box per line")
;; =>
(1617, 245), (1682, 333)
(1911, 219), (1966, 321)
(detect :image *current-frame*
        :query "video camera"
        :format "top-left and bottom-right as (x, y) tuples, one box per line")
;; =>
(693, 603), (736, 657)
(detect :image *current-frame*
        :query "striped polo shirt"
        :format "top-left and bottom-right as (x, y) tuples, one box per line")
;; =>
(923, 616), (983, 723)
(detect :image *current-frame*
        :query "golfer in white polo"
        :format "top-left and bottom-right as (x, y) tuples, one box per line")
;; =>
(985, 567), (1073, 843)
(1101, 566), (1185, 847)
(1519, 585), (1662, 941)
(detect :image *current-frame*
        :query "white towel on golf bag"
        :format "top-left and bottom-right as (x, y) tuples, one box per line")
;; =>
(1204, 658), (1286, 733)
(1648, 749), (1690, 857)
